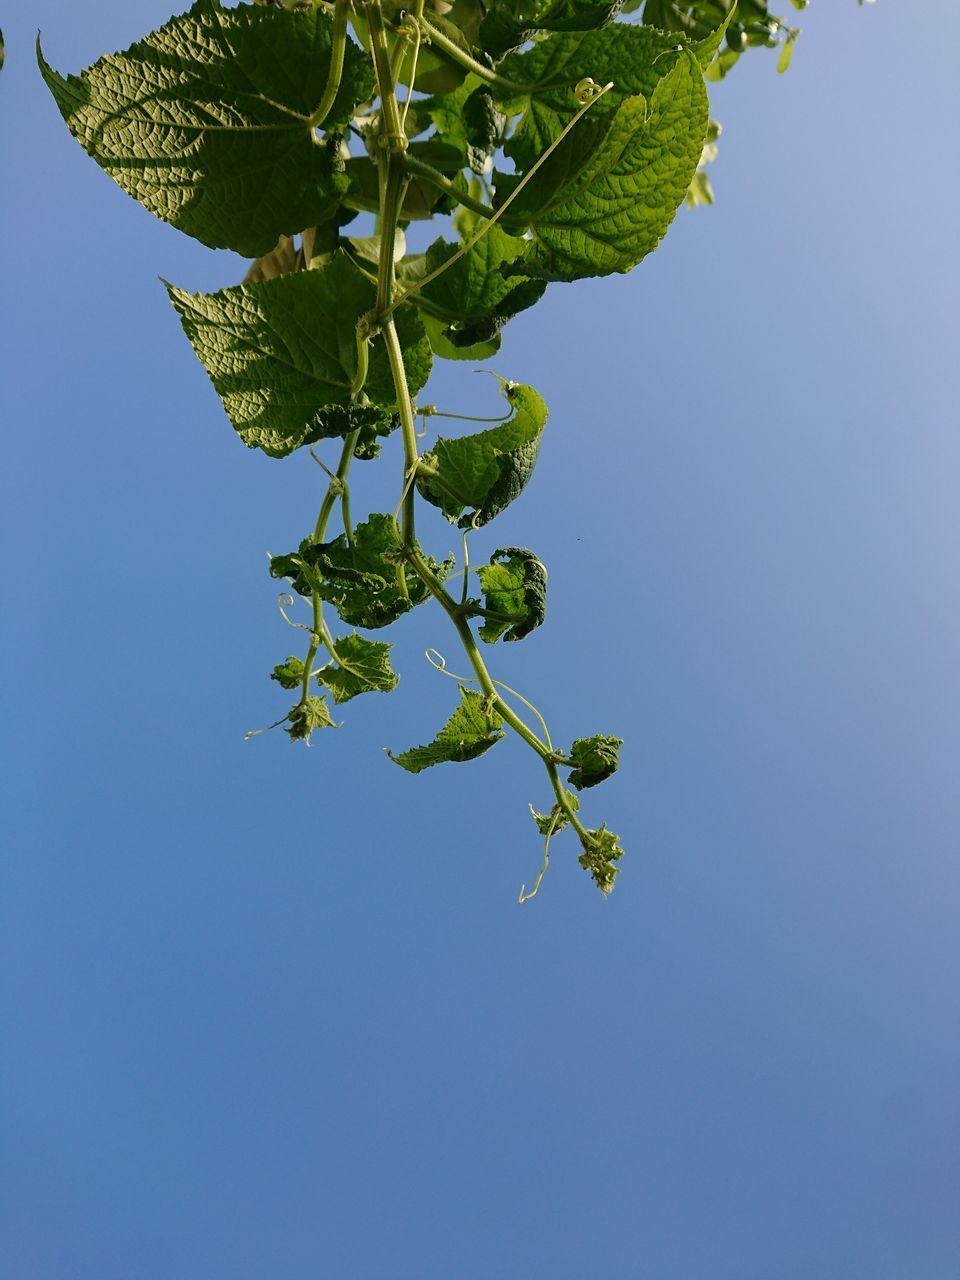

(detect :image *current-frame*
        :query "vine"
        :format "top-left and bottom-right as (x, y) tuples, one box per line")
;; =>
(39, 0), (859, 898)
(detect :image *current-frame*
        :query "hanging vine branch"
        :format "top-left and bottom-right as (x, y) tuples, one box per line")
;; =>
(39, 0), (854, 899)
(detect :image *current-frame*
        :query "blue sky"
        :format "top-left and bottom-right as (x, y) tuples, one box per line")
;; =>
(3, 3), (959, 1276)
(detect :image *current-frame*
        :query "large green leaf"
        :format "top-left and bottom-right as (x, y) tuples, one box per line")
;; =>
(477, 547), (547, 642)
(270, 514), (451, 630)
(387, 686), (504, 773)
(409, 227), (546, 357)
(497, 56), (708, 279)
(167, 252), (432, 457)
(38, 0), (372, 257)
(416, 384), (548, 527)
(494, 21), (718, 171)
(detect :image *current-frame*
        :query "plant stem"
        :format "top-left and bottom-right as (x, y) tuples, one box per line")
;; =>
(403, 156), (494, 220)
(298, 429), (361, 706)
(546, 759), (591, 843)
(309, 0), (349, 128)
(366, 0), (563, 792)
(415, 14), (531, 96)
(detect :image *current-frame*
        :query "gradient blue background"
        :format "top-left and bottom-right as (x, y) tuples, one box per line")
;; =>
(3, 4), (958, 1275)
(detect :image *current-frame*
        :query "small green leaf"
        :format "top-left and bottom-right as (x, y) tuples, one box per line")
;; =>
(388, 685), (504, 774)
(409, 226), (545, 357)
(531, 788), (580, 836)
(477, 547), (547, 643)
(271, 656), (305, 690)
(38, 0), (372, 256)
(316, 633), (399, 704)
(417, 383), (548, 527)
(304, 403), (400, 461)
(567, 735), (623, 790)
(705, 47), (740, 82)
(577, 825), (624, 895)
(420, 315), (501, 364)
(270, 514), (451, 630)
(167, 252), (431, 457)
(420, 79), (506, 175)
(685, 169), (715, 209)
(286, 694), (336, 743)
(777, 35), (796, 74)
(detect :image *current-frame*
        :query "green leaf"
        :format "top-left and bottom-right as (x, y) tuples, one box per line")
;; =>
(685, 168), (715, 209)
(420, 78), (506, 175)
(316, 633), (399, 704)
(410, 226), (546, 356)
(244, 236), (301, 284)
(479, 0), (624, 61)
(777, 35), (796, 73)
(497, 56), (709, 280)
(494, 23), (713, 171)
(387, 685), (504, 773)
(38, 0), (372, 256)
(577, 825), (624, 895)
(270, 514), (452, 630)
(286, 694), (336, 743)
(167, 252), (432, 457)
(705, 47), (740, 81)
(531, 787), (580, 835)
(567, 734), (623, 790)
(304, 403), (400, 461)
(477, 547), (547, 642)
(271, 655), (305, 690)
(420, 315), (501, 364)
(417, 383), (548, 527)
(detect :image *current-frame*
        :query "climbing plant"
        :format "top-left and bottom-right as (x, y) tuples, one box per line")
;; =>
(40, 0), (852, 898)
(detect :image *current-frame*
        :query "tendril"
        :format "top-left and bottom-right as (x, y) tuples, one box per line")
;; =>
(309, 446), (337, 482)
(491, 680), (554, 752)
(519, 808), (558, 903)
(277, 592), (313, 633)
(243, 713), (290, 742)
(460, 527), (472, 606)
(427, 408), (513, 424)
(424, 648), (474, 684)
(424, 649), (554, 751)
(394, 12), (423, 132)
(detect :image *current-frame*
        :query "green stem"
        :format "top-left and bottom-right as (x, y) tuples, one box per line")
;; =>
(298, 429), (361, 706)
(368, 1), (558, 781)
(384, 321), (419, 545)
(416, 14), (531, 96)
(546, 760), (591, 843)
(309, 0), (349, 128)
(403, 156), (494, 220)
(365, 1), (406, 147)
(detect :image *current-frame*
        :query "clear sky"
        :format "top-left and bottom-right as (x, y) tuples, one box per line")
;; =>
(3, 4), (959, 1276)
